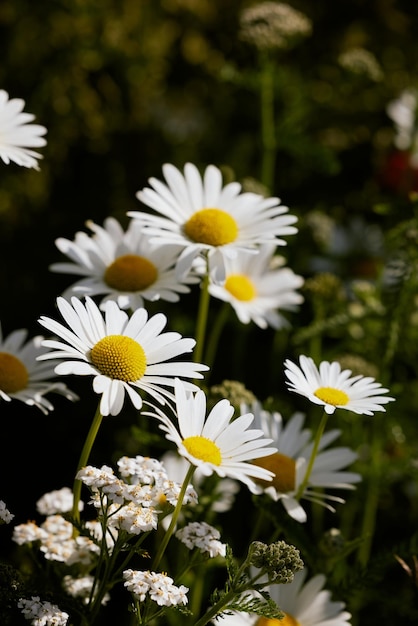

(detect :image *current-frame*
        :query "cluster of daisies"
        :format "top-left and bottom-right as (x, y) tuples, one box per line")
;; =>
(0, 89), (395, 626)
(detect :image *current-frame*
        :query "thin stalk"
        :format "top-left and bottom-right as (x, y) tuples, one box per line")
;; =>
(151, 464), (196, 571)
(203, 302), (230, 371)
(295, 410), (328, 501)
(259, 50), (276, 192)
(193, 269), (211, 366)
(72, 401), (104, 524)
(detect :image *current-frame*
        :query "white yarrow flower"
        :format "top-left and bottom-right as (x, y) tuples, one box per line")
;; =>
(18, 596), (69, 626)
(176, 521), (226, 557)
(0, 90), (47, 169)
(0, 500), (14, 524)
(38, 296), (208, 416)
(130, 162), (297, 280)
(123, 569), (189, 606)
(284, 355), (395, 415)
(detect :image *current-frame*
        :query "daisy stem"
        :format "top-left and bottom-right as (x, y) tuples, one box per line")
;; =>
(194, 268), (211, 365)
(71, 402), (104, 526)
(151, 463), (196, 572)
(204, 302), (230, 370)
(295, 410), (329, 501)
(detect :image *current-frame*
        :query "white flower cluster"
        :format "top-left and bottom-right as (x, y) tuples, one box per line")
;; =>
(63, 575), (111, 605)
(123, 569), (188, 606)
(36, 487), (83, 515)
(18, 596), (69, 626)
(0, 499), (14, 524)
(176, 521), (226, 558)
(12, 514), (101, 565)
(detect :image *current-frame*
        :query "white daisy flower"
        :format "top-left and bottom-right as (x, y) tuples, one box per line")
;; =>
(208, 243), (304, 329)
(37, 296), (208, 416)
(129, 162), (298, 280)
(244, 402), (361, 523)
(0, 90), (47, 170)
(213, 568), (351, 626)
(145, 378), (277, 494)
(50, 217), (199, 311)
(0, 323), (78, 414)
(284, 355), (395, 415)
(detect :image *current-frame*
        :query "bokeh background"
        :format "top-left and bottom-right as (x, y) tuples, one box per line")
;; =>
(1, 2), (418, 624)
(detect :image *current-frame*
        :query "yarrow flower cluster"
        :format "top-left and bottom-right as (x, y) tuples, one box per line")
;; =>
(0, 499), (14, 524)
(123, 569), (189, 607)
(18, 596), (69, 626)
(176, 521), (226, 558)
(239, 1), (312, 51)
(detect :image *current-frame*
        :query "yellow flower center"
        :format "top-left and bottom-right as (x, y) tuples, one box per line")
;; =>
(224, 274), (256, 301)
(90, 335), (147, 381)
(104, 254), (158, 292)
(256, 614), (300, 626)
(183, 208), (238, 246)
(0, 352), (29, 393)
(314, 386), (349, 406)
(183, 435), (222, 465)
(252, 453), (296, 492)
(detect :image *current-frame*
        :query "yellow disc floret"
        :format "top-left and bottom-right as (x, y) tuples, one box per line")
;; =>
(0, 352), (29, 393)
(256, 614), (300, 626)
(104, 254), (158, 292)
(314, 386), (349, 406)
(183, 435), (222, 465)
(224, 274), (256, 301)
(252, 452), (296, 492)
(184, 208), (238, 246)
(90, 335), (147, 381)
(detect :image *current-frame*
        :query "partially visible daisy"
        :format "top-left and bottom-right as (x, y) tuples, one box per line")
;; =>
(37, 296), (208, 416)
(50, 217), (199, 311)
(284, 355), (395, 415)
(146, 378), (277, 494)
(0, 90), (47, 169)
(129, 163), (298, 280)
(0, 323), (78, 414)
(244, 402), (361, 523)
(208, 243), (304, 329)
(213, 567), (351, 625)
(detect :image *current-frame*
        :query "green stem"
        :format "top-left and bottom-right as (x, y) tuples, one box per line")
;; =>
(72, 401), (104, 524)
(151, 464), (196, 571)
(259, 50), (276, 192)
(193, 268), (211, 365)
(295, 410), (328, 501)
(203, 302), (230, 371)
(357, 418), (382, 567)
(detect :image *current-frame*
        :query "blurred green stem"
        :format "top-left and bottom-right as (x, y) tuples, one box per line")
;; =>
(295, 410), (328, 501)
(357, 418), (381, 567)
(204, 302), (230, 370)
(72, 401), (104, 526)
(151, 464), (196, 571)
(259, 50), (276, 192)
(194, 266), (210, 365)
